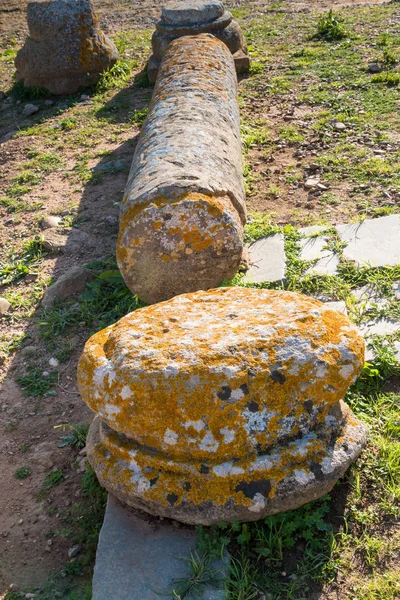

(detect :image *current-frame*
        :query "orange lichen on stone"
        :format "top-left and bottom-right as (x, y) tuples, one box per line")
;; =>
(117, 35), (246, 304)
(79, 287), (368, 524)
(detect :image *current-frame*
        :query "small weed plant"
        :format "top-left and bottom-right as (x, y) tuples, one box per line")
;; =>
(312, 9), (347, 41)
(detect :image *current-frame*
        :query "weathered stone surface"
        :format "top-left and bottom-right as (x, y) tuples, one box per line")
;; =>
(0, 298), (11, 315)
(242, 234), (286, 284)
(337, 215), (400, 267)
(42, 266), (94, 308)
(15, 0), (118, 95)
(42, 229), (95, 253)
(118, 35), (246, 304)
(93, 495), (227, 599)
(162, 1), (224, 26)
(79, 287), (367, 524)
(41, 215), (62, 230)
(148, 1), (249, 81)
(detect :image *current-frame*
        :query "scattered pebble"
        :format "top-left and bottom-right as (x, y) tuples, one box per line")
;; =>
(0, 298), (11, 315)
(368, 62), (381, 73)
(41, 215), (62, 230)
(304, 178), (319, 189)
(332, 120), (346, 131)
(49, 358), (60, 367)
(68, 545), (81, 559)
(22, 103), (39, 116)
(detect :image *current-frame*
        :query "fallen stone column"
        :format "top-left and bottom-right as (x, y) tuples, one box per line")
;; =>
(117, 34), (246, 304)
(78, 288), (368, 525)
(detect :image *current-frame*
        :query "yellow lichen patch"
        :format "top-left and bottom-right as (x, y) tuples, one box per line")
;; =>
(78, 288), (365, 467)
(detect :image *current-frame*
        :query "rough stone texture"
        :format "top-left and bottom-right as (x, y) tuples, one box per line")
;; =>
(117, 35), (246, 304)
(15, 0), (118, 95)
(337, 215), (400, 267)
(148, 1), (249, 81)
(242, 234), (286, 284)
(41, 215), (62, 230)
(324, 301), (348, 315)
(42, 266), (94, 308)
(42, 229), (95, 253)
(0, 298), (11, 315)
(162, 1), (224, 25)
(300, 237), (339, 276)
(78, 287), (367, 524)
(93, 495), (226, 600)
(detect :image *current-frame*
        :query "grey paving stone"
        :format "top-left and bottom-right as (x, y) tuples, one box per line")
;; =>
(336, 215), (400, 267)
(92, 495), (227, 600)
(359, 318), (400, 338)
(324, 301), (348, 315)
(298, 236), (339, 276)
(298, 225), (327, 237)
(243, 234), (286, 284)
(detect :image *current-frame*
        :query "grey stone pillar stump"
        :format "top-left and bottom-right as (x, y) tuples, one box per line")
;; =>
(15, 0), (118, 95)
(147, 0), (250, 82)
(92, 495), (227, 600)
(117, 34), (246, 304)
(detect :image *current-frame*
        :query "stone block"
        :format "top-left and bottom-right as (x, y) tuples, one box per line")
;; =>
(93, 495), (226, 600)
(78, 287), (367, 525)
(242, 234), (286, 283)
(337, 215), (400, 267)
(15, 0), (118, 95)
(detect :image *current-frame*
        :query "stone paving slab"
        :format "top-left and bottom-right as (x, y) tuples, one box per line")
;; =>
(92, 495), (227, 600)
(243, 234), (285, 284)
(336, 214), (400, 267)
(299, 237), (339, 276)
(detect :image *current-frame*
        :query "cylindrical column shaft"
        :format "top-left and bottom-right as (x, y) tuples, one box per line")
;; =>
(117, 34), (246, 304)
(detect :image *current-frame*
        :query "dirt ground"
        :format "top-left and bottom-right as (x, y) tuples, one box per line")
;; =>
(0, 0), (391, 44)
(0, 0), (397, 598)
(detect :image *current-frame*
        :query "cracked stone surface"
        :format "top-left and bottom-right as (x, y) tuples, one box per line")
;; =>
(336, 215), (400, 267)
(243, 234), (286, 283)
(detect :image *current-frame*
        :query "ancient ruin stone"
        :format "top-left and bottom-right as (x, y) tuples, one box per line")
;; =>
(147, 0), (249, 82)
(117, 35), (246, 304)
(15, 0), (118, 95)
(78, 287), (368, 525)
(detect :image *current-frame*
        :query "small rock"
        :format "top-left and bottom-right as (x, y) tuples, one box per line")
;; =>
(317, 183), (328, 191)
(49, 358), (59, 367)
(0, 298), (11, 315)
(332, 121), (346, 131)
(80, 94), (90, 101)
(42, 265), (95, 308)
(4, 218), (14, 226)
(25, 594), (36, 599)
(22, 103), (39, 116)
(368, 62), (381, 73)
(41, 215), (62, 230)
(68, 545), (81, 559)
(44, 99), (54, 106)
(304, 178), (319, 189)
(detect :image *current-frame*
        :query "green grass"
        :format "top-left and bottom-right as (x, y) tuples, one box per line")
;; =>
(17, 366), (57, 397)
(37, 469), (65, 500)
(15, 466), (31, 479)
(0, 237), (45, 286)
(39, 257), (143, 342)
